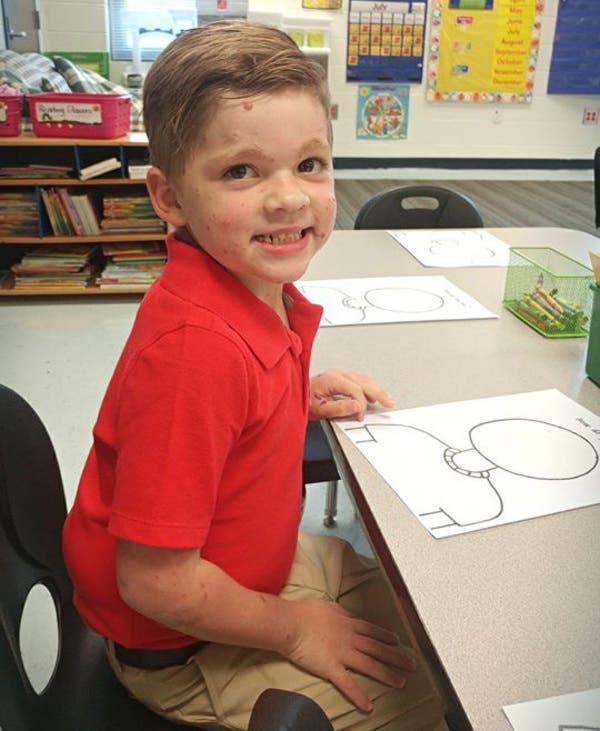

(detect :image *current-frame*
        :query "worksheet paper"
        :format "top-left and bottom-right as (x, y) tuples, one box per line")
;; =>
(336, 390), (600, 538)
(503, 687), (600, 731)
(297, 276), (496, 326)
(388, 229), (510, 267)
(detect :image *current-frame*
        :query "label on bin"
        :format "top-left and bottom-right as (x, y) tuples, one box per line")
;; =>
(0, 102), (6, 122)
(34, 101), (102, 125)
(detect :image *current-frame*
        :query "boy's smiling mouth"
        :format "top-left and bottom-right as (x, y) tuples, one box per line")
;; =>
(254, 229), (307, 245)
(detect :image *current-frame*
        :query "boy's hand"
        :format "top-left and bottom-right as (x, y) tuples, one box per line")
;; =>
(309, 370), (394, 421)
(283, 598), (416, 712)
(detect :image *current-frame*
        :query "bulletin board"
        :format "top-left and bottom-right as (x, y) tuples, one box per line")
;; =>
(426, 0), (545, 103)
(347, 1), (428, 83)
(547, 0), (600, 95)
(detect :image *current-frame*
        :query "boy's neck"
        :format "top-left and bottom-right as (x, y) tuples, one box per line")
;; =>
(274, 295), (290, 329)
(174, 227), (291, 327)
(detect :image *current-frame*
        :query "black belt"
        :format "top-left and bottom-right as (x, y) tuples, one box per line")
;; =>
(114, 640), (208, 670)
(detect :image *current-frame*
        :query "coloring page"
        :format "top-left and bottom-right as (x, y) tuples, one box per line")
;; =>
(336, 390), (600, 538)
(388, 229), (510, 267)
(503, 687), (600, 731)
(298, 276), (496, 326)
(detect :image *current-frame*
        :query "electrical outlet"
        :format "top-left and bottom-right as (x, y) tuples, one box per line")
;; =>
(582, 108), (599, 125)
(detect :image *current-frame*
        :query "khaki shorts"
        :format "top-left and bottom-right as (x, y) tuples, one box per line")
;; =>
(106, 532), (446, 730)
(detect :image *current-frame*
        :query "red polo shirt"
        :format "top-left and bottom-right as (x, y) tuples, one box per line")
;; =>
(62, 233), (322, 649)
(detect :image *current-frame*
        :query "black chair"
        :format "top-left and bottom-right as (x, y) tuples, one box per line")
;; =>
(594, 146), (600, 229)
(354, 184), (484, 230)
(303, 420), (340, 527)
(0, 383), (333, 731)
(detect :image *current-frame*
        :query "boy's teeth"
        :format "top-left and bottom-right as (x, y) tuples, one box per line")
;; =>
(256, 231), (302, 244)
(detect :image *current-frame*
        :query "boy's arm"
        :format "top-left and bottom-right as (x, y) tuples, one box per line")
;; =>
(116, 540), (415, 712)
(309, 370), (395, 421)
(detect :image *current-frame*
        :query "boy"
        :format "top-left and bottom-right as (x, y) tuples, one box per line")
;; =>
(63, 21), (446, 730)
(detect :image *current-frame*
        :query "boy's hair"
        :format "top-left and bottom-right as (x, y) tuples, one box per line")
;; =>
(143, 20), (331, 182)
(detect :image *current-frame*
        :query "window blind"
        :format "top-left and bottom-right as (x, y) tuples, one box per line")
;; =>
(108, 0), (249, 62)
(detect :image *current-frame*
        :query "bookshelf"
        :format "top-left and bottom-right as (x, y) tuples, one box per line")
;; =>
(0, 133), (164, 297)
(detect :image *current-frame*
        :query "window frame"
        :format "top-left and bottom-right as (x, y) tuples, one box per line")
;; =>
(107, 0), (199, 63)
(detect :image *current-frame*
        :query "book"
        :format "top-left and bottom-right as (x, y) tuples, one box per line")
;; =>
(40, 188), (63, 236)
(78, 157), (122, 181)
(49, 188), (74, 235)
(70, 194), (101, 235)
(127, 164), (151, 180)
(57, 188), (85, 236)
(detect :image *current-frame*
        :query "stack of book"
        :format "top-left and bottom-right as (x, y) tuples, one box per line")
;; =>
(0, 191), (39, 236)
(10, 244), (99, 290)
(0, 164), (73, 179)
(40, 187), (100, 236)
(100, 195), (165, 235)
(95, 241), (167, 290)
(79, 157), (122, 181)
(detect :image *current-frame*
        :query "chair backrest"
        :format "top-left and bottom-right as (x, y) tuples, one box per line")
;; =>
(0, 384), (183, 731)
(594, 147), (600, 229)
(354, 184), (484, 230)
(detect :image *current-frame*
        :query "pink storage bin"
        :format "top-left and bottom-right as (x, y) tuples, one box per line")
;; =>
(27, 93), (131, 139)
(0, 93), (23, 136)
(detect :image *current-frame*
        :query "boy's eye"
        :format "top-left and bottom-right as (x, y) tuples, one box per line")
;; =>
(225, 164), (255, 180)
(298, 158), (324, 174)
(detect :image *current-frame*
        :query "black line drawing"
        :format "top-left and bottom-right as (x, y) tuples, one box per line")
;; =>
(391, 229), (510, 268)
(427, 235), (497, 263)
(343, 416), (599, 534)
(558, 725), (600, 730)
(298, 283), (446, 325)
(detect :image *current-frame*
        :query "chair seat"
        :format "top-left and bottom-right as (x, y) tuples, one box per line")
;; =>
(303, 420), (340, 484)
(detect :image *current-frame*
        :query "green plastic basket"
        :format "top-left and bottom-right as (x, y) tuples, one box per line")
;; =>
(503, 247), (594, 338)
(586, 283), (600, 384)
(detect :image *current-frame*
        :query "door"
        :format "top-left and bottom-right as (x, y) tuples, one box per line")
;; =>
(1, 0), (40, 52)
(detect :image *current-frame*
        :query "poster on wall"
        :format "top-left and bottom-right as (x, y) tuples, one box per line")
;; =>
(303, 0), (342, 8)
(547, 0), (600, 95)
(426, 0), (545, 103)
(356, 84), (410, 139)
(347, 1), (428, 83)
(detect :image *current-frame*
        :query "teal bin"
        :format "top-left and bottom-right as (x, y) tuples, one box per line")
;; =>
(586, 283), (600, 385)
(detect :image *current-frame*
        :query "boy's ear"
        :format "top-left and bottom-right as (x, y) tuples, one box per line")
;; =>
(146, 167), (187, 228)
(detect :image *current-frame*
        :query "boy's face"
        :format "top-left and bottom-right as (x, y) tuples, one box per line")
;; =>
(154, 88), (336, 308)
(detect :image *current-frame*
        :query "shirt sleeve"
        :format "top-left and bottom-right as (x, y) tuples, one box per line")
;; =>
(108, 324), (251, 548)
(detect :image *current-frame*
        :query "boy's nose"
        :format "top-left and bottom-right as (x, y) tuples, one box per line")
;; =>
(264, 180), (310, 214)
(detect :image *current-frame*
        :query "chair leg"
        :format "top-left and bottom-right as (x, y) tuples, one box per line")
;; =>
(323, 480), (338, 527)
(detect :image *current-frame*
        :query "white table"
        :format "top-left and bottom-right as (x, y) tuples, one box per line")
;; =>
(305, 228), (600, 731)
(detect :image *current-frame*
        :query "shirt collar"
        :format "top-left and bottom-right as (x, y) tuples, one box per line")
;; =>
(158, 232), (322, 370)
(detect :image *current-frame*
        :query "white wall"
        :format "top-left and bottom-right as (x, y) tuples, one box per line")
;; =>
(36, 0), (599, 165)
(38, 0), (108, 55)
